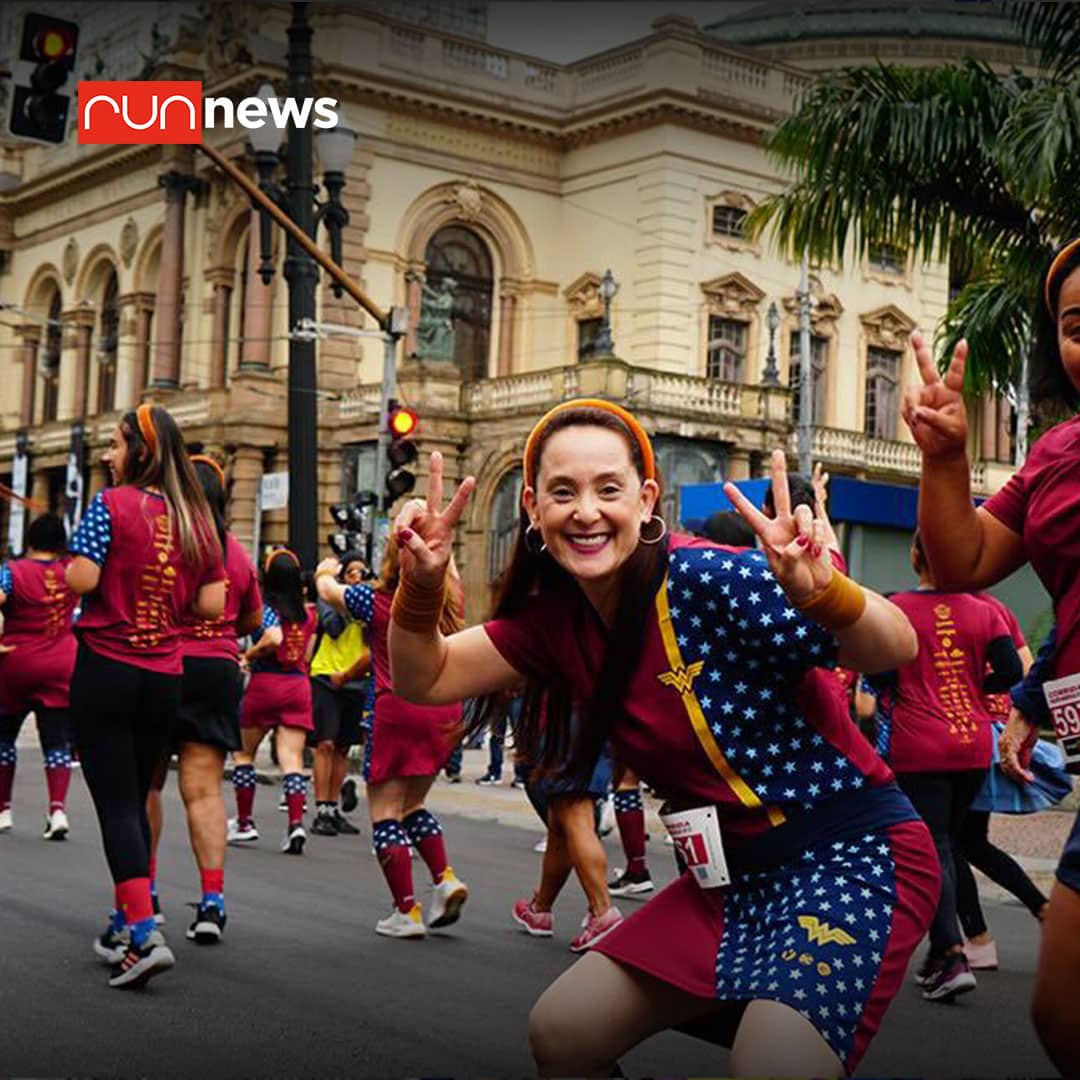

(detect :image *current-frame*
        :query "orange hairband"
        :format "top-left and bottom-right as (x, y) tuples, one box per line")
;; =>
(190, 454), (225, 487)
(1045, 237), (1080, 314)
(264, 547), (300, 574)
(522, 398), (656, 489)
(136, 403), (158, 455)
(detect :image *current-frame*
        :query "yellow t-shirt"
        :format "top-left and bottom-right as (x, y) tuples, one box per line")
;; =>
(310, 617), (368, 679)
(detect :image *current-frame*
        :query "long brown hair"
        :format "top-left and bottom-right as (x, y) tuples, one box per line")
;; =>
(118, 406), (218, 567)
(482, 407), (668, 782)
(379, 537), (465, 636)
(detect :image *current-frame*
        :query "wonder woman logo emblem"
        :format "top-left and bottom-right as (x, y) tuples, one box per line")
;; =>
(658, 661), (705, 695)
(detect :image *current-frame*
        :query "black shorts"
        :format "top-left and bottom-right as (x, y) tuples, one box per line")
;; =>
(0, 708), (71, 749)
(175, 656), (243, 752)
(309, 677), (363, 749)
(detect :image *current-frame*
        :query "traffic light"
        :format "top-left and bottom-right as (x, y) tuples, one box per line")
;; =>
(327, 491), (379, 558)
(8, 13), (79, 144)
(385, 401), (419, 508)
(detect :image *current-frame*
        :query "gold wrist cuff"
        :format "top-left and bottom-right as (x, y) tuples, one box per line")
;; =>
(795, 571), (867, 631)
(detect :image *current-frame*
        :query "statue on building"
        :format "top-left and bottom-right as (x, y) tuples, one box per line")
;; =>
(417, 277), (458, 362)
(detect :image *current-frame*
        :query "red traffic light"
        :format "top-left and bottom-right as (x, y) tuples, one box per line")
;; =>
(389, 406), (418, 439)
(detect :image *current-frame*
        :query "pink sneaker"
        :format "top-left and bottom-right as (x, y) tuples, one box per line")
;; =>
(512, 897), (554, 937)
(963, 938), (998, 970)
(569, 906), (623, 953)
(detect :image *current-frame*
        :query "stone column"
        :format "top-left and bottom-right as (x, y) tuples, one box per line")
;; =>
(996, 398), (1013, 463)
(726, 447), (751, 481)
(151, 169), (195, 389)
(497, 283), (519, 376)
(16, 325), (42, 428)
(117, 291), (154, 409)
(980, 396), (996, 462)
(62, 304), (95, 419)
(239, 208), (274, 372)
(206, 268), (235, 388)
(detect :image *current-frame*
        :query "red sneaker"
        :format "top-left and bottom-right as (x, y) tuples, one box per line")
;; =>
(512, 897), (553, 937)
(569, 906), (623, 953)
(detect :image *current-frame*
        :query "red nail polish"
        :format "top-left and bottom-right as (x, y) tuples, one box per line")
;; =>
(399, 528), (413, 543)
(811, 543), (822, 558)
(796, 534), (809, 547)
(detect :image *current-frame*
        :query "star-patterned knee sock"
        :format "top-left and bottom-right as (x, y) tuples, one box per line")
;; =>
(403, 807), (448, 884)
(43, 747), (71, 812)
(0, 742), (15, 812)
(282, 772), (306, 828)
(614, 788), (648, 875)
(232, 763), (256, 824)
(373, 819), (415, 912)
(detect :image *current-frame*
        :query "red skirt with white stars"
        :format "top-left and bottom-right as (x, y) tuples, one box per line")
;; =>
(593, 816), (938, 1072)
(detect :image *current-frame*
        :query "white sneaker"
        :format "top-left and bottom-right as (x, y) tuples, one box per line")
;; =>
(227, 817), (259, 843)
(0, 808), (12, 833)
(281, 822), (306, 855)
(43, 808), (69, 841)
(376, 904), (426, 938)
(533, 836), (548, 853)
(428, 869), (469, 928)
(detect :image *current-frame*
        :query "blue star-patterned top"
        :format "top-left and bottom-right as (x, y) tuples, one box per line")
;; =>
(69, 493), (112, 566)
(0, 563), (13, 596)
(485, 534), (893, 844)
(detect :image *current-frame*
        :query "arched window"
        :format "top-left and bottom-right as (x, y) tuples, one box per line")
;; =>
(487, 467), (523, 583)
(41, 290), (62, 423)
(424, 225), (493, 382)
(97, 268), (119, 413)
(653, 437), (725, 529)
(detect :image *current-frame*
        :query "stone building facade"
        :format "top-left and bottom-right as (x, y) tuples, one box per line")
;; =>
(0, 2), (1033, 615)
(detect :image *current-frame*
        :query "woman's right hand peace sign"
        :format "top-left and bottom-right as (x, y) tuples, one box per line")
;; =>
(901, 331), (969, 460)
(393, 451), (475, 589)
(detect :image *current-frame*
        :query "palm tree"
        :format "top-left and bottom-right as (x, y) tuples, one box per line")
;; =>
(748, 2), (1080, 424)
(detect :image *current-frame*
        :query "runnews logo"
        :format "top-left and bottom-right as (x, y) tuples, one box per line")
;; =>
(77, 81), (340, 145)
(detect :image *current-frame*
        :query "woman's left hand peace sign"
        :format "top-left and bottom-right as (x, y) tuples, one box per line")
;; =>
(724, 449), (834, 605)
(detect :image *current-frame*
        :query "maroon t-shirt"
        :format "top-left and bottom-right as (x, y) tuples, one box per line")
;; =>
(983, 414), (1080, 684)
(975, 592), (1025, 719)
(182, 534), (261, 662)
(483, 533), (894, 846)
(881, 590), (1012, 772)
(70, 487), (225, 675)
(0, 556), (78, 711)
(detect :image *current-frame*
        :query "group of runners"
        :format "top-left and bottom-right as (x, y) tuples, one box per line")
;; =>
(1, 241), (1079, 1077)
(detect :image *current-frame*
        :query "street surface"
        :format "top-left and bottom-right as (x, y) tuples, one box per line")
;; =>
(0, 747), (1059, 1077)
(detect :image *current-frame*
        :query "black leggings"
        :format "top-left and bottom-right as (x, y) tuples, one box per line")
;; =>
(896, 768), (987, 956)
(70, 644), (180, 885)
(955, 810), (1049, 937)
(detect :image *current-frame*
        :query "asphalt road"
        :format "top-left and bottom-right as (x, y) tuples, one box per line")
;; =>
(0, 751), (1058, 1077)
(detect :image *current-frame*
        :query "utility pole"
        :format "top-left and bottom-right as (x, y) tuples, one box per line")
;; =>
(1015, 350), (1030, 466)
(284, 2), (319, 570)
(797, 248), (813, 475)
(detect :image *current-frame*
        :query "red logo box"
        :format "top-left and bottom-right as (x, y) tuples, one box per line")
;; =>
(78, 81), (203, 144)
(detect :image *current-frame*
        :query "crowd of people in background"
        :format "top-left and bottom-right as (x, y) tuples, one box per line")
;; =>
(1, 242), (1079, 1077)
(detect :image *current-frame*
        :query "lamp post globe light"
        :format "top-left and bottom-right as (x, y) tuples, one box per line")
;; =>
(593, 268), (619, 357)
(249, 4), (357, 569)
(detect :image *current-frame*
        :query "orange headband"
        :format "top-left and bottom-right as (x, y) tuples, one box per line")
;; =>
(522, 398), (656, 490)
(264, 547), (300, 574)
(1045, 237), (1080, 314)
(190, 454), (226, 487)
(136, 404), (158, 455)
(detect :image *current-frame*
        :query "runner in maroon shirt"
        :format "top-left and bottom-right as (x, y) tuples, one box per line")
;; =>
(231, 549), (316, 856)
(904, 239), (1080, 1070)
(316, 539), (469, 940)
(67, 404), (224, 991)
(387, 405), (932, 1078)
(0, 513), (78, 840)
(145, 456), (262, 943)
(868, 534), (1020, 1001)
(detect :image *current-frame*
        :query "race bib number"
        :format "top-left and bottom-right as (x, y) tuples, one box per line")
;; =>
(1044, 672), (1080, 773)
(660, 805), (730, 888)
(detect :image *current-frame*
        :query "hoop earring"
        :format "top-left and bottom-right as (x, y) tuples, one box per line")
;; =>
(524, 522), (547, 555)
(639, 515), (667, 546)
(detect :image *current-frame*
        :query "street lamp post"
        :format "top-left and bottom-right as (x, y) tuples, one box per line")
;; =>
(593, 268), (619, 357)
(248, 3), (357, 569)
(762, 300), (780, 386)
